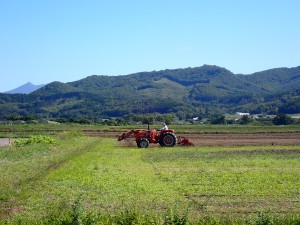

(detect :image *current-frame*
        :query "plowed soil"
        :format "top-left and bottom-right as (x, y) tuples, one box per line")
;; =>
(83, 131), (300, 147)
(177, 132), (300, 147)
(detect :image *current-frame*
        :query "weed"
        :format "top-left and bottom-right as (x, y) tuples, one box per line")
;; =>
(254, 212), (275, 225)
(71, 197), (84, 225)
(163, 206), (189, 225)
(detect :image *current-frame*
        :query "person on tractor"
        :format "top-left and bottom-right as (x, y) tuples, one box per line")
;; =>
(160, 122), (168, 131)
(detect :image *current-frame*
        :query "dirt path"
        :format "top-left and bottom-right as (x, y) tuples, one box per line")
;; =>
(0, 138), (11, 147)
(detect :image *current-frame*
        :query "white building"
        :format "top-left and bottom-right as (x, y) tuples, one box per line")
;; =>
(236, 112), (250, 116)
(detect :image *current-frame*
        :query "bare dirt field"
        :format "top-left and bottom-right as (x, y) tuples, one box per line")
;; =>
(178, 132), (300, 147)
(83, 131), (300, 147)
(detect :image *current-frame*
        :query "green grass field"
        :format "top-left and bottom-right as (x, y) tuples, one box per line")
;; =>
(0, 130), (300, 224)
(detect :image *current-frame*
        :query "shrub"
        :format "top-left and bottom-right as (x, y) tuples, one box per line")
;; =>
(272, 114), (293, 125)
(13, 135), (57, 147)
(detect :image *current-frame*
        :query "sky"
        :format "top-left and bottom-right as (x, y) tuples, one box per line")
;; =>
(1, 0), (300, 92)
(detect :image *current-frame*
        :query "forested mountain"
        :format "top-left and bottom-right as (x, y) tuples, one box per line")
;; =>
(1, 65), (300, 120)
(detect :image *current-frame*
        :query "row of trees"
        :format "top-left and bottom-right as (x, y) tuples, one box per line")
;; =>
(3, 113), (297, 126)
(209, 114), (296, 125)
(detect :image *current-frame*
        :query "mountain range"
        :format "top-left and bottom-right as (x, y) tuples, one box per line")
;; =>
(0, 65), (300, 120)
(4, 82), (46, 94)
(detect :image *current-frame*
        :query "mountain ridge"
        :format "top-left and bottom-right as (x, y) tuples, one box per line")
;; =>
(1, 65), (300, 120)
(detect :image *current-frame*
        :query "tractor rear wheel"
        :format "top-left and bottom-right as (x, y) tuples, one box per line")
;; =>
(159, 132), (177, 147)
(137, 138), (149, 148)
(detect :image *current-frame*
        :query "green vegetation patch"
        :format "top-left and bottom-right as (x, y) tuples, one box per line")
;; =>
(0, 135), (299, 224)
(12, 135), (57, 147)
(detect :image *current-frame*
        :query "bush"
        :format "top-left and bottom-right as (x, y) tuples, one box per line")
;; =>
(13, 135), (57, 147)
(272, 114), (293, 125)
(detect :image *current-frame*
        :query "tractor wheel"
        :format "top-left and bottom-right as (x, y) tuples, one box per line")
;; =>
(159, 132), (177, 147)
(137, 138), (149, 148)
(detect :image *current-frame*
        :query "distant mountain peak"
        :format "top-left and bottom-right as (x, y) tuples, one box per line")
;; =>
(4, 82), (46, 94)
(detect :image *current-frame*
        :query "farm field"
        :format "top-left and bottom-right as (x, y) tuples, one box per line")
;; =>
(0, 125), (300, 224)
(2, 123), (300, 147)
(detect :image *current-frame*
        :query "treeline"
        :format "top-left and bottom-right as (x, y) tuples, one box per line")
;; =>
(3, 112), (298, 127)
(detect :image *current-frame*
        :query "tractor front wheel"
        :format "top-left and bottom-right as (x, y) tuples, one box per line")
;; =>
(160, 133), (177, 147)
(137, 138), (149, 148)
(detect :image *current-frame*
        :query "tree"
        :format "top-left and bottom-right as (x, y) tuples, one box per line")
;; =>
(6, 114), (20, 121)
(163, 113), (177, 125)
(176, 110), (186, 121)
(272, 114), (293, 125)
(239, 115), (251, 125)
(210, 115), (225, 125)
(142, 114), (154, 124)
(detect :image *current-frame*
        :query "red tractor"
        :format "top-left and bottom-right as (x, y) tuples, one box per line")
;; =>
(118, 126), (194, 148)
(118, 127), (177, 148)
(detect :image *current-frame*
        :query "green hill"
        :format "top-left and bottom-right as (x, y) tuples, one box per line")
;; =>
(1, 65), (300, 120)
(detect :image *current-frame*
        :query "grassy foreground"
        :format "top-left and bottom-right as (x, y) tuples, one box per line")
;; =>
(0, 132), (300, 224)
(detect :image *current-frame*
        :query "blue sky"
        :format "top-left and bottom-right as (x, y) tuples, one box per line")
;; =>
(1, 0), (300, 92)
